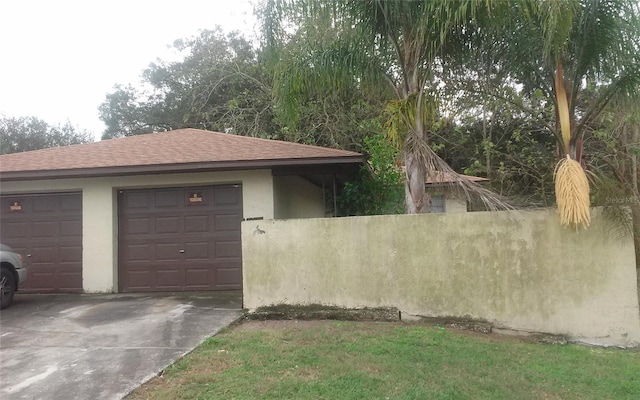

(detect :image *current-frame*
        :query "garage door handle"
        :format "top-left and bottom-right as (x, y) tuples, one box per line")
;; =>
(178, 249), (185, 253)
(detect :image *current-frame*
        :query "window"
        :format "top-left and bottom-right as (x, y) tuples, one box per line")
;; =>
(432, 194), (445, 213)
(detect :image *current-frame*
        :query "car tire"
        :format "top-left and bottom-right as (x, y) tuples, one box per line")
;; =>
(1, 267), (16, 310)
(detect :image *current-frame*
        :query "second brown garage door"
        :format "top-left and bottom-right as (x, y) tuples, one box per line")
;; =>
(118, 185), (243, 292)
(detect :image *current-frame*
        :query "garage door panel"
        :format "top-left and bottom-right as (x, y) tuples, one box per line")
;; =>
(59, 245), (82, 263)
(32, 196), (56, 212)
(215, 240), (241, 259)
(156, 216), (180, 234)
(60, 219), (82, 236)
(30, 245), (56, 262)
(4, 221), (29, 238)
(214, 187), (241, 205)
(185, 268), (209, 287)
(32, 221), (57, 237)
(155, 190), (180, 208)
(125, 192), (151, 209)
(58, 275), (82, 291)
(60, 195), (82, 211)
(155, 268), (182, 289)
(184, 215), (209, 233)
(125, 270), (153, 290)
(125, 243), (153, 261)
(119, 185), (242, 292)
(214, 213), (241, 232)
(215, 266), (242, 287)
(156, 243), (181, 261)
(125, 217), (151, 235)
(29, 270), (55, 289)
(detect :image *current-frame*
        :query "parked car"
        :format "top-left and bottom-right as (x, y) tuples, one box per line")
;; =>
(1, 244), (27, 309)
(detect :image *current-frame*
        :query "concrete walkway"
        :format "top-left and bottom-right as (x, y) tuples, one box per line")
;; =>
(0, 292), (242, 400)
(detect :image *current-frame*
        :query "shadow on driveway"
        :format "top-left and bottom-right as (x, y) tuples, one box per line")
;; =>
(0, 292), (243, 400)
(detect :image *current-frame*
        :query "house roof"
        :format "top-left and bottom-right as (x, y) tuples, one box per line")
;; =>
(426, 172), (489, 185)
(0, 128), (363, 181)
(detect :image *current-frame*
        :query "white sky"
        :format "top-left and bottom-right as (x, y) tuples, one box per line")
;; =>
(0, 0), (258, 140)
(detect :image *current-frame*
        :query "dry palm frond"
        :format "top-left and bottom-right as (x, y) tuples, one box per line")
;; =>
(554, 154), (591, 229)
(404, 133), (513, 212)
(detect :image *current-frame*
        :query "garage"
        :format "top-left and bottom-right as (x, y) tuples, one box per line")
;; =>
(0, 192), (83, 293)
(118, 184), (243, 292)
(0, 128), (362, 293)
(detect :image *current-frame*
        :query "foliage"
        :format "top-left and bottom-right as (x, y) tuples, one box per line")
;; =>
(485, 0), (640, 153)
(92, 0), (639, 220)
(262, 3), (393, 152)
(261, 0), (509, 214)
(128, 321), (640, 400)
(338, 133), (404, 216)
(586, 94), (640, 266)
(445, 0), (639, 223)
(99, 28), (277, 139)
(433, 118), (557, 207)
(0, 116), (93, 154)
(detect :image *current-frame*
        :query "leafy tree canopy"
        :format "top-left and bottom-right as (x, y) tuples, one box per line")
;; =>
(0, 116), (93, 154)
(99, 27), (277, 140)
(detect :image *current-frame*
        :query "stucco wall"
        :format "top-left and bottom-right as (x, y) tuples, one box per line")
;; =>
(1, 169), (274, 292)
(273, 176), (325, 219)
(445, 197), (467, 213)
(243, 208), (640, 346)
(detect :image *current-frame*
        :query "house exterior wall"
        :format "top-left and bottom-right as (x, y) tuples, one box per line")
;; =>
(1, 169), (275, 292)
(273, 176), (325, 219)
(242, 208), (640, 347)
(445, 197), (467, 213)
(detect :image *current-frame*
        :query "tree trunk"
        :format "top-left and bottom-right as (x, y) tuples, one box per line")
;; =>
(632, 124), (638, 195)
(403, 150), (431, 213)
(632, 202), (640, 267)
(632, 124), (639, 271)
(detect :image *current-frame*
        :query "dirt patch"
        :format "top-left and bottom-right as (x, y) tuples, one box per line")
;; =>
(233, 319), (332, 332)
(232, 319), (572, 347)
(246, 304), (400, 321)
(239, 304), (584, 346)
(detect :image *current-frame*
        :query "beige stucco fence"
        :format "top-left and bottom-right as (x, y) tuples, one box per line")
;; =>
(242, 207), (640, 347)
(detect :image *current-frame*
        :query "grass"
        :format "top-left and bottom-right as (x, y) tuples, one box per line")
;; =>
(127, 321), (640, 400)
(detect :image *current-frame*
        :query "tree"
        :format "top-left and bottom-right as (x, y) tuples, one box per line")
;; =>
(338, 132), (405, 215)
(99, 28), (277, 139)
(587, 95), (640, 268)
(0, 116), (93, 154)
(483, 0), (640, 227)
(261, 0), (508, 213)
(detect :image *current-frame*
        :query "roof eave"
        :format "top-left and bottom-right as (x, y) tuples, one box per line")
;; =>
(0, 156), (364, 182)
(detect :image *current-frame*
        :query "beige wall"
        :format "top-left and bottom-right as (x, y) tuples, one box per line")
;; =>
(273, 176), (325, 219)
(445, 197), (467, 213)
(243, 208), (640, 346)
(1, 169), (275, 292)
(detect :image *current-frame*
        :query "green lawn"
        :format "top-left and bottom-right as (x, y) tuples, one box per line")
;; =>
(128, 320), (640, 400)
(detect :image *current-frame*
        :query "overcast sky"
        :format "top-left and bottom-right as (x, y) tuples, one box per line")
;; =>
(0, 0), (257, 139)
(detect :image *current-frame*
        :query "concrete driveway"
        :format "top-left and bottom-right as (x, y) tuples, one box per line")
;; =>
(0, 292), (242, 400)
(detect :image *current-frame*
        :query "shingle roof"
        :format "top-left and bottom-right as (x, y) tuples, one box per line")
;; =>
(0, 129), (363, 180)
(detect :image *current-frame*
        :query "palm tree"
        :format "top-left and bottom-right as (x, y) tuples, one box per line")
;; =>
(261, 0), (508, 213)
(486, 0), (640, 227)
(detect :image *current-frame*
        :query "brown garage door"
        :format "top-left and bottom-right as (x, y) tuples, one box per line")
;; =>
(118, 185), (243, 292)
(0, 193), (83, 293)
